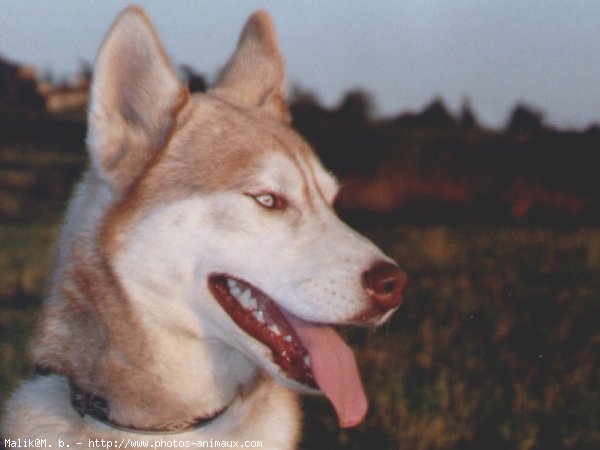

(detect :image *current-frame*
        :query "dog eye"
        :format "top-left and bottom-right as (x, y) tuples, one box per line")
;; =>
(255, 194), (274, 207)
(251, 193), (287, 210)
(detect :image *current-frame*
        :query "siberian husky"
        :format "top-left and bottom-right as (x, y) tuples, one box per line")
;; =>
(2, 6), (407, 449)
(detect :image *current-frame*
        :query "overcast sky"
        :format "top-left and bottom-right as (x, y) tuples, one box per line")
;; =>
(1, 0), (599, 128)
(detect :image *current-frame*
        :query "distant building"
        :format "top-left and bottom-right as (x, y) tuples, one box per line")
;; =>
(38, 77), (89, 115)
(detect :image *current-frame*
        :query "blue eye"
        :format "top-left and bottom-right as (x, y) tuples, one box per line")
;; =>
(249, 192), (287, 210)
(255, 193), (275, 208)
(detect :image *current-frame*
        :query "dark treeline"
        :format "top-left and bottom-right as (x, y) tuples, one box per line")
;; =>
(290, 88), (600, 226)
(1, 70), (599, 225)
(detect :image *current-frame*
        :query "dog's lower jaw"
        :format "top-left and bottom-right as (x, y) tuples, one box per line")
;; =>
(2, 374), (302, 449)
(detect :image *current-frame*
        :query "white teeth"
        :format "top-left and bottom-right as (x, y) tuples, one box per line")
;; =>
(268, 324), (281, 335)
(224, 279), (297, 348)
(230, 286), (257, 310)
(245, 296), (258, 310)
(240, 288), (252, 303)
(304, 355), (311, 367)
(229, 286), (258, 309)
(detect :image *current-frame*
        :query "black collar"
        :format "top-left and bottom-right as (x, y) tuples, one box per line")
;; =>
(35, 368), (228, 434)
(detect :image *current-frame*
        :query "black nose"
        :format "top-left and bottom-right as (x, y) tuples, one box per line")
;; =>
(362, 262), (408, 311)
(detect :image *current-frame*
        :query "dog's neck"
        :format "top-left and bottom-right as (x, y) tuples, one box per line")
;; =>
(33, 271), (262, 431)
(29, 171), (263, 431)
(33, 268), (261, 430)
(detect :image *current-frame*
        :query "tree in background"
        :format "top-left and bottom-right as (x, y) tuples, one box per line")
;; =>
(179, 65), (207, 93)
(506, 103), (545, 134)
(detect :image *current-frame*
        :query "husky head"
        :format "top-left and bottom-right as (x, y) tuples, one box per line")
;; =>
(43, 7), (407, 429)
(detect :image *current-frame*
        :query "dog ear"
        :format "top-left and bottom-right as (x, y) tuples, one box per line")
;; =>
(86, 6), (189, 192)
(211, 11), (290, 123)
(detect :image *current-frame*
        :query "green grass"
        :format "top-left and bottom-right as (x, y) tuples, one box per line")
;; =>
(0, 223), (58, 401)
(0, 223), (58, 307)
(0, 308), (39, 401)
(1, 223), (598, 449)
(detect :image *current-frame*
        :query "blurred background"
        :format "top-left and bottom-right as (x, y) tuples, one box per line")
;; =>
(1, 1), (598, 449)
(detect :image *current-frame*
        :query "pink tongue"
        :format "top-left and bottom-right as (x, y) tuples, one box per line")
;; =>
(290, 319), (368, 428)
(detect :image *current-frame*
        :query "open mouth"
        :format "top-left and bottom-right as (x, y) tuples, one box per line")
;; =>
(208, 272), (369, 428)
(208, 274), (315, 387)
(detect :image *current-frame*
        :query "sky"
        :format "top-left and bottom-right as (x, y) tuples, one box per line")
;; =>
(1, 0), (599, 129)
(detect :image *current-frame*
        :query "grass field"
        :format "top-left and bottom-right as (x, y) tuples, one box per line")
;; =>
(1, 223), (598, 449)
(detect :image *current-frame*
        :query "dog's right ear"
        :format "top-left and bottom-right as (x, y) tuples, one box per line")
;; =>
(87, 6), (188, 193)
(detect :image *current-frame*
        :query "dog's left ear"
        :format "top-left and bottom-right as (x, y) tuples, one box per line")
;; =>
(87, 6), (189, 193)
(211, 11), (290, 123)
